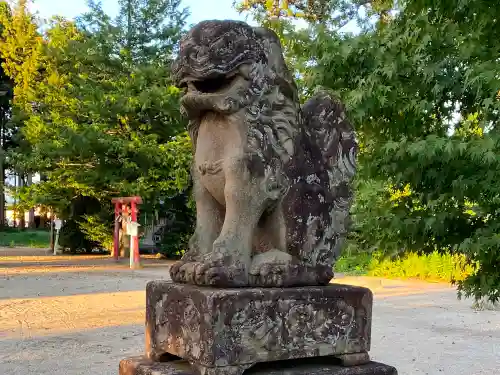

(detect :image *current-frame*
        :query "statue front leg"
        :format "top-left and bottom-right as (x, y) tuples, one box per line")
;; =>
(249, 207), (334, 287)
(249, 208), (294, 286)
(193, 157), (268, 287)
(170, 174), (224, 284)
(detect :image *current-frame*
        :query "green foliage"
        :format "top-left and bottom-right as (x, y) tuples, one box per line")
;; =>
(311, 0), (500, 302)
(0, 0), (42, 112)
(0, 0), (39, 195)
(368, 251), (478, 283)
(18, 11), (189, 200)
(1, 0), (194, 252)
(0, 228), (49, 248)
(78, 214), (114, 252)
(157, 191), (195, 258)
(1, 0), (498, 304)
(347, 177), (402, 256)
(111, 0), (187, 64)
(236, 0), (374, 27)
(58, 219), (97, 253)
(159, 231), (189, 259)
(237, 0), (328, 22)
(0, 1), (12, 110)
(334, 247), (373, 275)
(336, 250), (477, 283)
(0, 3), (11, 228)
(240, 0), (500, 302)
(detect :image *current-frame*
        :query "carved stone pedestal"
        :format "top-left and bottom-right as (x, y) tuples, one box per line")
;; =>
(119, 356), (398, 375)
(130, 281), (375, 375)
(118, 281), (399, 375)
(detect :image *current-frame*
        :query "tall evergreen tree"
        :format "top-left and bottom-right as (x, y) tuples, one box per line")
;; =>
(0, 1), (12, 227)
(0, 57), (10, 228)
(0, 0), (43, 229)
(2, 0), (192, 250)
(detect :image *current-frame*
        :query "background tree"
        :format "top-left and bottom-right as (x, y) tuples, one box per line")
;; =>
(1, 0), (194, 252)
(239, 0), (500, 302)
(0, 69), (9, 228)
(0, 0), (43, 229)
(4, 0), (498, 302)
(0, 1), (12, 227)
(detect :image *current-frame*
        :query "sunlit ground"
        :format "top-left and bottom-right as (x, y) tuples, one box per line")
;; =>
(1, 252), (499, 375)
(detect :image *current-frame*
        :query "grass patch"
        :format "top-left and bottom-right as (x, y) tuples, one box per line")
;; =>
(336, 250), (477, 283)
(0, 229), (51, 248)
(335, 251), (373, 275)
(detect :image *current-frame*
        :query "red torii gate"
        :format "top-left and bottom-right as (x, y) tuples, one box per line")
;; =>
(111, 196), (142, 268)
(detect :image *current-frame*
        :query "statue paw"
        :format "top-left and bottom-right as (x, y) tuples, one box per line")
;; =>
(170, 260), (196, 283)
(193, 260), (248, 287)
(184, 238), (249, 287)
(169, 248), (201, 283)
(249, 263), (290, 287)
(314, 264), (334, 285)
(170, 254), (249, 287)
(249, 250), (334, 287)
(171, 238), (251, 286)
(249, 250), (294, 287)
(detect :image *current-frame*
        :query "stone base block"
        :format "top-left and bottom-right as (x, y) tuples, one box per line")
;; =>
(145, 281), (372, 373)
(119, 356), (397, 375)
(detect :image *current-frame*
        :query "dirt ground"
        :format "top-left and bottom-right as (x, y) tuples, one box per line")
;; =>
(0, 253), (499, 375)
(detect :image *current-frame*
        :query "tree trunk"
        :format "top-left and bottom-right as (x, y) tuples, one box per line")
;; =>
(17, 174), (25, 230)
(120, 213), (131, 257)
(27, 173), (35, 228)
(127, 0), (133, 61)
(0, 167), (4, 228)
(0, 108), (5, 228)
(49, 215), (54, 252)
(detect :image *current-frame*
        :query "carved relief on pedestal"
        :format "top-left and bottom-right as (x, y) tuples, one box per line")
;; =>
(147, 283), (371, 368)
(230, 298), (356, 352)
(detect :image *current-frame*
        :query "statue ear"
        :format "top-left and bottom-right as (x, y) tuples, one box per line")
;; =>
(252, 26), (287, 71)
(253, 27), (282, 48)
(252, 26), (297, 100)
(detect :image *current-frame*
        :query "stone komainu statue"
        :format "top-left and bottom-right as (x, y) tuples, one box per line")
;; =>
(170, 20), (357, 288)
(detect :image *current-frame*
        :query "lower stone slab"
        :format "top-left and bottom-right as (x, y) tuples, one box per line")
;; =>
(119, 356), (398, 375)
(145, 281), (372, 372)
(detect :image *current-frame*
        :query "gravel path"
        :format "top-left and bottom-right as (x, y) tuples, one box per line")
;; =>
(0, 256), (499, 375)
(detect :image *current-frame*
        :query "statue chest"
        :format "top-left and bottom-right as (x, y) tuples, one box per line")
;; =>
(194, 113), (244, 173)
(194, 113), (244, 205)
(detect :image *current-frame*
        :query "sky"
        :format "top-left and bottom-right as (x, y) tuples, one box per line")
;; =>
(30, 0), (252, 25)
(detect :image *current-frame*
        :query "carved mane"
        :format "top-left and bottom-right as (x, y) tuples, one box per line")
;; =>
(173, 21), (302, 199)
(171, 20), (357, 286)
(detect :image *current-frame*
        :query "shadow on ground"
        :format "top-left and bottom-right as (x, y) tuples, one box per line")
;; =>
(0, 253), (499, 375)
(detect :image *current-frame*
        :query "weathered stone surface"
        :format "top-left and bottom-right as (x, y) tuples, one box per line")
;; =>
(119, 356), (397, 375)
(118, 18), (399, 375)
(169, 19), (358, 288)
(145, 281), (372, 373)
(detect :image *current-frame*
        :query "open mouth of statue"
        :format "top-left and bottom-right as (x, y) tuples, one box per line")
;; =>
(189, 75), (237, 93)
(179, 64), (250, 96)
